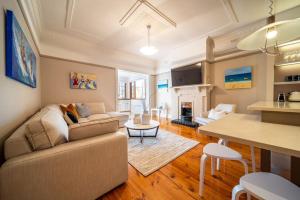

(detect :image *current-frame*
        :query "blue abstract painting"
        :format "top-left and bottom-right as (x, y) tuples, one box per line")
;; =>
(225, 66), (252, 89)
(6, 10), (36, 88)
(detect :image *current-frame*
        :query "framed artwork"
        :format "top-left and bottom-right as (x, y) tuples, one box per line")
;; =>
(157, 79), (168, 90)
(5, 10), (37, 88)
(225, 66), (252, 89)
(70, 72), (97, 90)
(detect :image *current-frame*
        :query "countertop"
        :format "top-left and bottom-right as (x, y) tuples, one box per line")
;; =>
(198, 113), (300, 157)
(247, 101), (300, 113)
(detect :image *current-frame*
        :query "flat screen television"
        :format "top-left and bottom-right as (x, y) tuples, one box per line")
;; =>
(171, 64), (202, 87)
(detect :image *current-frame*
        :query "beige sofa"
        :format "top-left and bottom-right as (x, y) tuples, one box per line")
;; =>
(1, 104), (128, 200)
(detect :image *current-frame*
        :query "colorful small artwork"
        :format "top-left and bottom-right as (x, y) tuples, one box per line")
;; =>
(157, 79), (168, 89)
(225, 66), (252, 89)
(5, 10), (37, 88)
(70, 72), (97, 90)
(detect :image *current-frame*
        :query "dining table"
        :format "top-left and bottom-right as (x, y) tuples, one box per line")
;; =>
(198, 113), (300, 186)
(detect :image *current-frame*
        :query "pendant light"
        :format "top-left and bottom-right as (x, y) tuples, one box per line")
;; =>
(140, 25), (157, 56)
(237, 0), (300, 56)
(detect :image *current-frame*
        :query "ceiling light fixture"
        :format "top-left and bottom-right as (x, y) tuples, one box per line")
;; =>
(119, 0), (176, 27)
(140, 25), (157, 56)
(237, 0), (300, 56)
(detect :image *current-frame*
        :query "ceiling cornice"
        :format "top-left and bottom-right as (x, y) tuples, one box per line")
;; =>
(220, 0), (239, 23)
(17, 0), (42, 54)
(65, 0), (76, 28)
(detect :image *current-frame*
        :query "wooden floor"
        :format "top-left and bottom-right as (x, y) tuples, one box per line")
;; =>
(100, 118), (261, 200)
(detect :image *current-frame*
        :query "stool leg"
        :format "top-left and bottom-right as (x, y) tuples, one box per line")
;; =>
(232, 185), (246, 200)
(211, 157), (215, 176)
(239, 159), (248, 174)
(250, 145), (256, 172)
(216, 139), (224, 171)
(199, 154), (208, 196)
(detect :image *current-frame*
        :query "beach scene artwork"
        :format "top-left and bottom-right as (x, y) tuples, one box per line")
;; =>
(5, 10), (36, 88)
(225, 66), (252, 89)
(157, 79), (168, 89)
(70, 72), (97, 90)
(157, 79), (168, 92)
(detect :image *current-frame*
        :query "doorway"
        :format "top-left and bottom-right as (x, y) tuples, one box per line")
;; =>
(117, 70), (150, 115)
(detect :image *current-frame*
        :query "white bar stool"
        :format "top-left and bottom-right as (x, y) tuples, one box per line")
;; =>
(232, 172), (300, 200)
(217, 139), (256, 172)
(199, 143), (248, 196)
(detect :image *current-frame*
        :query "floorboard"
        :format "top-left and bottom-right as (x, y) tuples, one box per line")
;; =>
(100, 119), (262, 200)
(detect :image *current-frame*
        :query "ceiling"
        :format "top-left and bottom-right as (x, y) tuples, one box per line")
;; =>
(31, 0), (300, 62)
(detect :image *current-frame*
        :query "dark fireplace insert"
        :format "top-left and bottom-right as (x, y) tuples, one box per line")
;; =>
(181, 102), (192, 122)
(171, 102), (199, 128)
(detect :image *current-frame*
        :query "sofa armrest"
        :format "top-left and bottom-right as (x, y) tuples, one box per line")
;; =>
(1, 132), (128, 200)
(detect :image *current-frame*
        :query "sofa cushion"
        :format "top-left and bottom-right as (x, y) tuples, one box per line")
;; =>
(78, 118), (89, 124)
(26, 110), (69, 151)
(85, 102), (106, 114)
(87, 113), (111, 121)
(68, 118), (119, 141)
(76, 103), (91, 118)
(107, 112), (129, 127)
(195, 117), (215, 125)
(60, 104), (79, 120)
(107, 112), (129, 121)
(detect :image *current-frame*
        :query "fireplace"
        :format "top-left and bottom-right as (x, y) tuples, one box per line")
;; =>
(181, 102), (192, 122)
(171, 101), (199, 128)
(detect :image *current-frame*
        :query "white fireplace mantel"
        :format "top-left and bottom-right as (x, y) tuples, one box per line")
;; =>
(171, 83), (214, 120)
(172, 84), (214, 93)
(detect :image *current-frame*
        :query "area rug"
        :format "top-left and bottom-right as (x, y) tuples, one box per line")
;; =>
(124, 128), (199, 176)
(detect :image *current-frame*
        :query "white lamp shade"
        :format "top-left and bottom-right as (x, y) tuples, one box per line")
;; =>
(237, 18), (300, 51)
(140, 46), (158, 55)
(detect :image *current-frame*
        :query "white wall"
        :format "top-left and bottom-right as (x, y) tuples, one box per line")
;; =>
(0, 0), (41, 163)
(155, 72), (173, 118)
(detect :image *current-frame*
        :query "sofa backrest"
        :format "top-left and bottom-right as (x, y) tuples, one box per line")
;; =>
(4, 105), (64, 160)
(215, 104), (237, 113)
(84, 102), (106, 115)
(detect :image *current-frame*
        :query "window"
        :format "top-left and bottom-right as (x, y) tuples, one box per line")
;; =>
(131, 79), (146, 99)
(118, 82), (127, 99)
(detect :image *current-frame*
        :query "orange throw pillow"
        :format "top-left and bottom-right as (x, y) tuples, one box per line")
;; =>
(60, 104), (79, 120)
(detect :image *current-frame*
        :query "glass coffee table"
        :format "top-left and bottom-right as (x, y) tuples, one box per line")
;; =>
(124, 120), (160, 143)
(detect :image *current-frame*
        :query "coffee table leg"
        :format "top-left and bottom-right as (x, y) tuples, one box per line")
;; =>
(155, 126), (159, 137)
(140, 130), (143, 143)
(127, 128), (132, 137)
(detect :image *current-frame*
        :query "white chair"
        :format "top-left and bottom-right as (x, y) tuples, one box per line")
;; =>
(232, 172), (300, 200)
(199, 143), (248, 197)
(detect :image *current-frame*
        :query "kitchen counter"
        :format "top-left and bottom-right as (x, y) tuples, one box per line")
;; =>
(248, 101), (300, 113)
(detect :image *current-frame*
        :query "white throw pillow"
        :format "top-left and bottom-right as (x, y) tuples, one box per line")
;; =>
(208, 109), (227, 120)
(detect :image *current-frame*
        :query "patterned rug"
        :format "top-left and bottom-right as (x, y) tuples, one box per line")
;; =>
(124, 128), (199, 176)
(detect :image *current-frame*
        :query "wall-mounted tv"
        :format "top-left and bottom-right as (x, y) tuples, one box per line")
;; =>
(171, 63), (202, 87)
